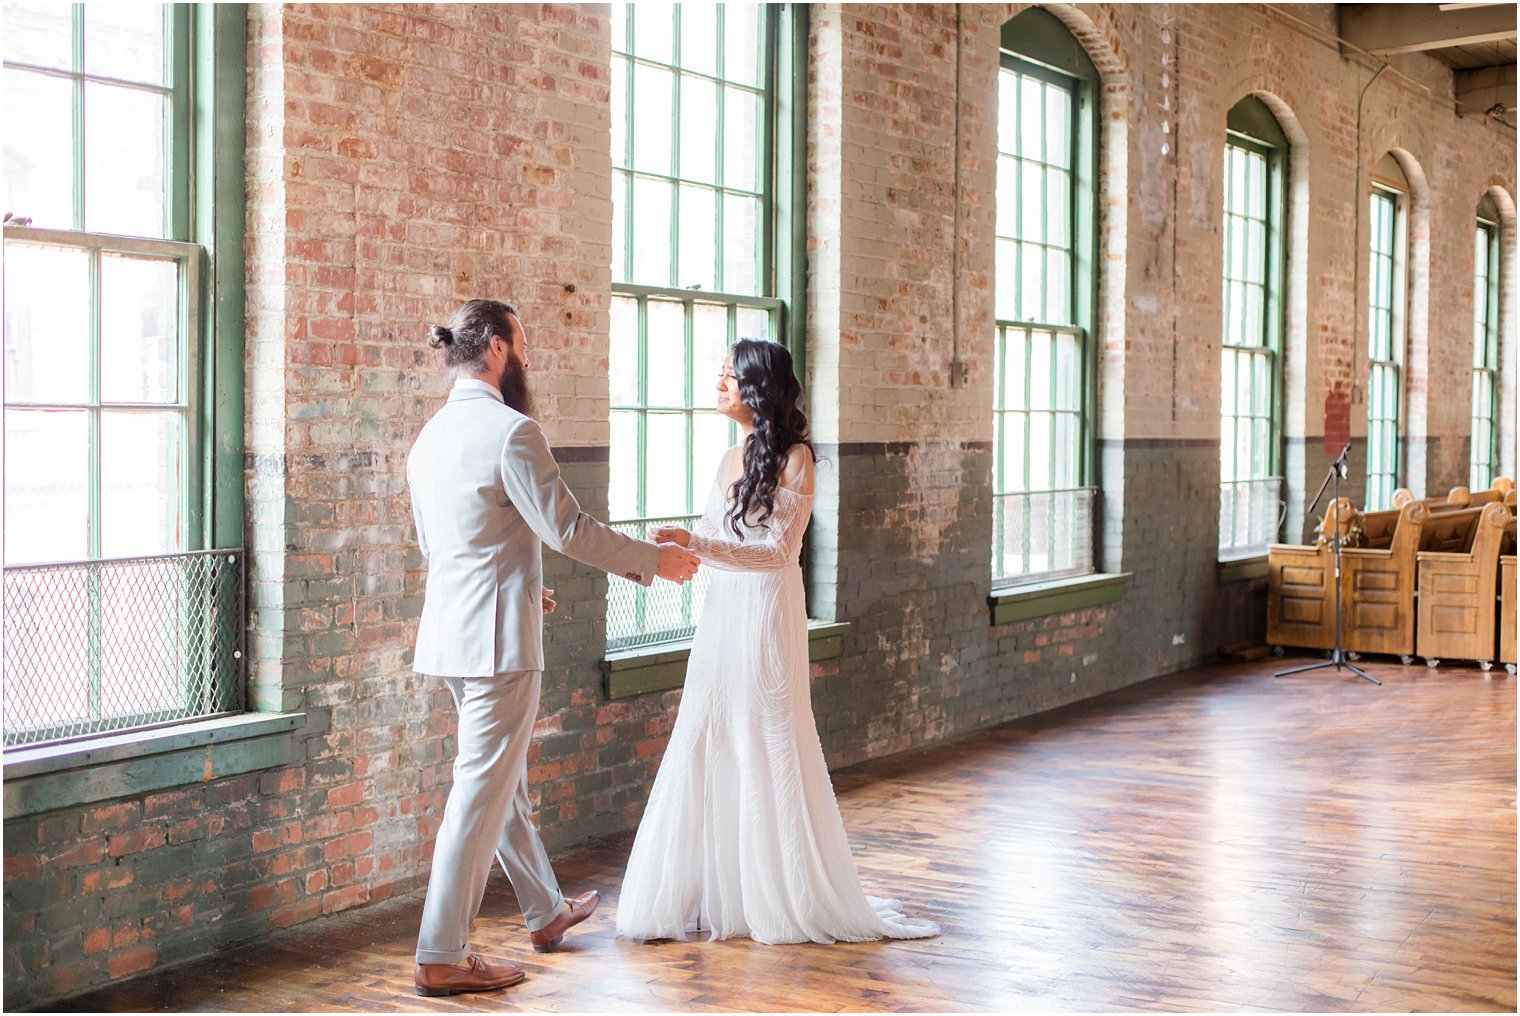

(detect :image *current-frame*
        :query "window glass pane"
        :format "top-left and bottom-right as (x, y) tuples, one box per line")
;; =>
(100, 411), (181, 557)
(997, 70), (1019, 153)
(735, 305), (770, 344)
(1028, 412), (1051, 489)
(1221, 350), (1236, 419)
(722, 5), (761, 87)
(4, 408), (88, 565)
(100, 254), (179, 404)
(630, 176), (673, 286)
(1246, 220), (1265, 284)
(679, 3), (718, 79)
(4, 242), (90, 404)
(995, 158), (1017, 239)
(679, 76), (718, 185)
(722, 193), (760, 296)
(995, 238), (1016, 321)
(1055, 415), (1078, 487)
(611, 2), (629, 52)
(645, 300), (686, 407)
(722, 86), (761, 193)
(609, 296), (639, 406)
(83, 3), (166, 86)
(609, 410), (640, 519)
(678, 184), (717, 291)
(1028, 330), (1051, 411)
(611, 57), (628, 169)
(1002, 413), (1026, 491)
(632, 3), (674, 64)
(4, 2), (73, 68)
(1045, 169), (1070, 248)
(631, 64), (673, 176)
(1055, 332), (1079, 411)
(1019, 163), (1044, 244)
(644, 413), (689, 516)
(691, 303), (729, 407)
(1018, 242), (1044, 321)
(85, 83), (167, 238)
(1019, 76), (1043, 160)
(1045, 83), (1070, 170)
(1046, 249), (1070, 326)
(4, 69), (75, 230)
(1003, 331), (1026, 411)
(693, 411), (732, 485)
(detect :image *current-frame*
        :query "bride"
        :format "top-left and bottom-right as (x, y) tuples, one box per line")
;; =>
(615, 338), (938, 945)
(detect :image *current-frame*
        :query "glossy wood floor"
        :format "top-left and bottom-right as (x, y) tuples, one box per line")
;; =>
(53, 657), (1516, 1012)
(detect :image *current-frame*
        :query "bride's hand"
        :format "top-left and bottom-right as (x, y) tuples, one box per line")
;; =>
(650, 525), (692, 548)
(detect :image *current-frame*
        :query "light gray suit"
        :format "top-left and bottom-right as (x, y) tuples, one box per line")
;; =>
(410, 379), (657, 964)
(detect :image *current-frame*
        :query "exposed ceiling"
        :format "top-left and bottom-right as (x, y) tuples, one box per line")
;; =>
(1339, 3), (1517, 115)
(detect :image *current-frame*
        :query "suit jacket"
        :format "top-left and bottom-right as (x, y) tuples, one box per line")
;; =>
(408, 380), (658, 676)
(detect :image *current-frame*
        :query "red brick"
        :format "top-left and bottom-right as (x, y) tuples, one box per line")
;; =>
(107, 944), (159, 980)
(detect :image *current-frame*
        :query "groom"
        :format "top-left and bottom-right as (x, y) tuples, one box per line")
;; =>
(408, 299), (700, 996)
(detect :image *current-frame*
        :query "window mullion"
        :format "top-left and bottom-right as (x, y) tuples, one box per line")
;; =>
(72, 3), (85, 230)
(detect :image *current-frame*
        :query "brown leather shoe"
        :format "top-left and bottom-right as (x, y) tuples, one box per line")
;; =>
(414, 954), (526, 996)
(528, 889), (600, 953)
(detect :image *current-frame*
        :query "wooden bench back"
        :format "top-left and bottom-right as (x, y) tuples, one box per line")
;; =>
(1417, 506), (1487, 555)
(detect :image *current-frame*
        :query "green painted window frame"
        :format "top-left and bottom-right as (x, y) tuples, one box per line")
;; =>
(1471, 214), (1500, 489)
(992, 10), (1100, 590)
(1219, 97), (1287, 559)
(1367, 185), (1404, 510)
(606, 3), (806, 653)
(0, 4), (256, 785)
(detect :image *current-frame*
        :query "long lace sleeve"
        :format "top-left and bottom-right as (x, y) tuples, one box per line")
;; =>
(688, 486), (812, 572)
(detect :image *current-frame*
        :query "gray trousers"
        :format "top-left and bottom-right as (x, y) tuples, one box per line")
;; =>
(415, 670), (566, 964)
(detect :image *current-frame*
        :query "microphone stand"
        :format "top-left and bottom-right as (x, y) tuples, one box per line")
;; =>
(1276, 441), (1380, 685)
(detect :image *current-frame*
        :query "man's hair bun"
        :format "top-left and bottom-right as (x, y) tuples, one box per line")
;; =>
(429, 325), (454, 347)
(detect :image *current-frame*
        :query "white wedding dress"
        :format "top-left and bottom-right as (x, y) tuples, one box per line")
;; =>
(616, 452), (939, 945)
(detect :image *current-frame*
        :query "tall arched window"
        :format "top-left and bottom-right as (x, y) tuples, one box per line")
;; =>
(1471, 194), (1501, 489)
(1366, 154), (1409, 510)
(992, 7), (1099, 585)
(1219, 96), (1287, 558)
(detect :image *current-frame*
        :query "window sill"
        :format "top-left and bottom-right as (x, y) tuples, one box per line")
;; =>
(602, 621), (851, 700)
(1217, 553), (1269, 582)
(2, 712), (306, 820)
(989, 572), (1130, 625)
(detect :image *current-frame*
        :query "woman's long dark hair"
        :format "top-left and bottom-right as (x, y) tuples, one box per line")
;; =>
(725, 338), (815, 538)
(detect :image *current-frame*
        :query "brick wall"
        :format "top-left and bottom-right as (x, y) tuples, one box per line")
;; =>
(5, 3), (1515, 1008)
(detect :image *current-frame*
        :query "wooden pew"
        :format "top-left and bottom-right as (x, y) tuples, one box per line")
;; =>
(1501, 514), (1516, 675)
(1415, 502), (1510, 668)
(1339, 500), (1431, 659)
(1267, 497), (1357, 651)
(1393, 478), (1513, 514)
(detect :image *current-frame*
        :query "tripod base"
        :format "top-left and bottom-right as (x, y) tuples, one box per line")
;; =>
(1275, 649), (1381, 685)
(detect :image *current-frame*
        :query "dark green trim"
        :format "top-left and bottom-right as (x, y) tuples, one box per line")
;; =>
(3, 712), (304, 819)
(1001, 6), (1099, 81)
(603, 620), (850, 700)
(1217, 554), (1268, 582)
(198, 3), (247, 550)
(989, 572), (1128, 625)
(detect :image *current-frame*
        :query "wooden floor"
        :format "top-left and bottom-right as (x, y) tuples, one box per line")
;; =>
(52, 657), (1516, 1012)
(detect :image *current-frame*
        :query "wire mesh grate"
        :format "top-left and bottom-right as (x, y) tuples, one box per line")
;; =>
(606, 515), (711, 652)
(992, 488), (1097, 585)
(2, 549), (245, 749)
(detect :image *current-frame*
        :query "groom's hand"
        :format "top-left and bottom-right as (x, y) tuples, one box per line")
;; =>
(654, 543), (700, 585)
(541, 587), (556, 615)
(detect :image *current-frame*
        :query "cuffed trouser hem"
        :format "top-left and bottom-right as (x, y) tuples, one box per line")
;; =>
(415, 946), (470, 965)
(523, 894), (569, 933)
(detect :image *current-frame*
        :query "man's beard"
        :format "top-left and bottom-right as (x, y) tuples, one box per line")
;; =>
(498, 357), (533, 416)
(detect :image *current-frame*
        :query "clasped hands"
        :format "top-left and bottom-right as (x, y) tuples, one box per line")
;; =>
(651, 524), (699, 585)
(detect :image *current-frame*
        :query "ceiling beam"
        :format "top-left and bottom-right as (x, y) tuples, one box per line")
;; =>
(1456, 63), (1518, 111)
(1340, 3), (1517, 55)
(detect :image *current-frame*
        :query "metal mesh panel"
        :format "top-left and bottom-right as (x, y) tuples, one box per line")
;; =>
(3, 550), (245, 748)
(993, 488), (1097, 585)
(606, 515), (711, 652)
(1219, 476), (1284, 557)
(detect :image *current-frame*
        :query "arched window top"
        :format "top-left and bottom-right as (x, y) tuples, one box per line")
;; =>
(1478, 192), (1500, 225)
(1372, 151), (1410, 193)
(1228, 94), (1288, 150)
(1002, 6), (1098, 84)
